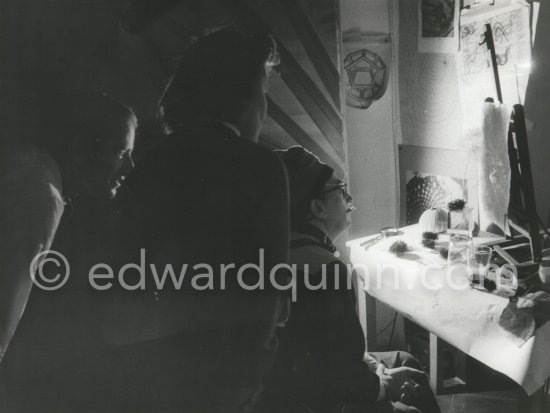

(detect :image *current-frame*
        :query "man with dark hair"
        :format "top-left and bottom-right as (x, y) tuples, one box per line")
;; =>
(263, 146), (440, 413)
(160, 29), (278, 141)
(58, 29), (290, 413)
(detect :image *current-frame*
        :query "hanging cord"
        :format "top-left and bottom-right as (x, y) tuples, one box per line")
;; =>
(376, 312), (398, 337)
(376, 312), (399, 351)
(387, 312), (398, 351)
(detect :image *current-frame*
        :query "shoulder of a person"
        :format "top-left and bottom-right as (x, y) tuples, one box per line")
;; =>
(292, 246), (350, 291)
(246, 143), (287, 180)
(0, 147), (64, 232)
(215, 139), (286, 187)
(1, 143), (55, 170)
(290, 243), (345, 274)
(0, 144), (62, 196)
(228, 136), (275, 160)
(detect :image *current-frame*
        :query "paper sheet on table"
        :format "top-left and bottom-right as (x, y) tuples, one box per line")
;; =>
(363, 232), (448, 268)
(349, 226), (550, 394)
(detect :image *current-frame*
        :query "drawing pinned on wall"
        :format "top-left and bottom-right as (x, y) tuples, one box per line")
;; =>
(462, 0), (495, 8)
(343, 48), (389, 109)
(405, 171), (467, 225)
(418, 0), (460, 53)
(458, 1), (532, 132)
(460, 2), (531, 77)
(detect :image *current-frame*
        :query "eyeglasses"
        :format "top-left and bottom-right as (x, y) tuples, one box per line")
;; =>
(322, 181), (353, 203)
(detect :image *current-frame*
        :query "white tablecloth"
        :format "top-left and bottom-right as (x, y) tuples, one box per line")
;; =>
(346, 225), (550, 395)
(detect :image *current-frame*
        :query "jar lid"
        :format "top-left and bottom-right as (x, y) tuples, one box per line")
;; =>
(380, 227), (400, 237)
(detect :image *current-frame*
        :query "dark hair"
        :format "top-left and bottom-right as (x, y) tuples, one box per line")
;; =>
(42, 92), (137, 160)
(67, 92), (137, 139)
(161, 28), (279, 131)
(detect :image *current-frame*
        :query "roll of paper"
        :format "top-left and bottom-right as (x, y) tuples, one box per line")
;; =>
(478, 101), (511, 235)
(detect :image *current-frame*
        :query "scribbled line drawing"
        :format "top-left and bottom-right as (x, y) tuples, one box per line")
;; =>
(460, 9), (524, 77)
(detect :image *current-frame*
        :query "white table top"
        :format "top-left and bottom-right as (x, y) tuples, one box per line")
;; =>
(346, 224), (550, 395)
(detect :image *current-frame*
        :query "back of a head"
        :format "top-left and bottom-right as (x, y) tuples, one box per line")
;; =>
(161, 28), (278, 131)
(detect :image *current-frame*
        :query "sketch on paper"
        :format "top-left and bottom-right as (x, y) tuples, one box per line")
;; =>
(458, 2), (531, 131)
(405, 171), (467, 225)
(460, 4), (531, 77)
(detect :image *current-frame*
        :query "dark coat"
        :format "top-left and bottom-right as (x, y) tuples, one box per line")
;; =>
(266, 224), (380, 413)
(102, 121), (290, 412)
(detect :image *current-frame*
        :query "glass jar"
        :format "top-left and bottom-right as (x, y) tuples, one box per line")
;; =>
(448, 234), (472, 267)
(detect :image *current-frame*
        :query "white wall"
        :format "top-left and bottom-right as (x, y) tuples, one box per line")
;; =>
(340, 0), (399, 238)
(340, 0), (405, 349)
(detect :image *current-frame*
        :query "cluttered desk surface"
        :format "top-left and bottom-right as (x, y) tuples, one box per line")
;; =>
(346, 224), (550, 395)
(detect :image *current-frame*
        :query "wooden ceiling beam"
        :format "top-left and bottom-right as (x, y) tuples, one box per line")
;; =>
(279, 0), (340, 107)
(267, 96), (344, 172)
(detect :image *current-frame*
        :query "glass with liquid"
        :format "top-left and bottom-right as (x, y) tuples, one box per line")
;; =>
(466, 245), (492, 289)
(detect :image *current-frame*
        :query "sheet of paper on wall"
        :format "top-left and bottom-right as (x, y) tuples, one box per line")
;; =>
(418, 0), (460, 53)
(462, 0), (515, 13)
(463, 0), (507, 9)
(458, 0), (532, 133)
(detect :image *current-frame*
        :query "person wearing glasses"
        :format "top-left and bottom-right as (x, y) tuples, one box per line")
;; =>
(259, 146), (440, 413)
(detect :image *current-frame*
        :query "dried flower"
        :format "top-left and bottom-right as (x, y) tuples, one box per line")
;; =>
(389, 241), (408, 256)
(421, 238), (436, 249)
(422, 231), (439, 241)
(483, 279), (497, 292)
(448, 199), (466, 211)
